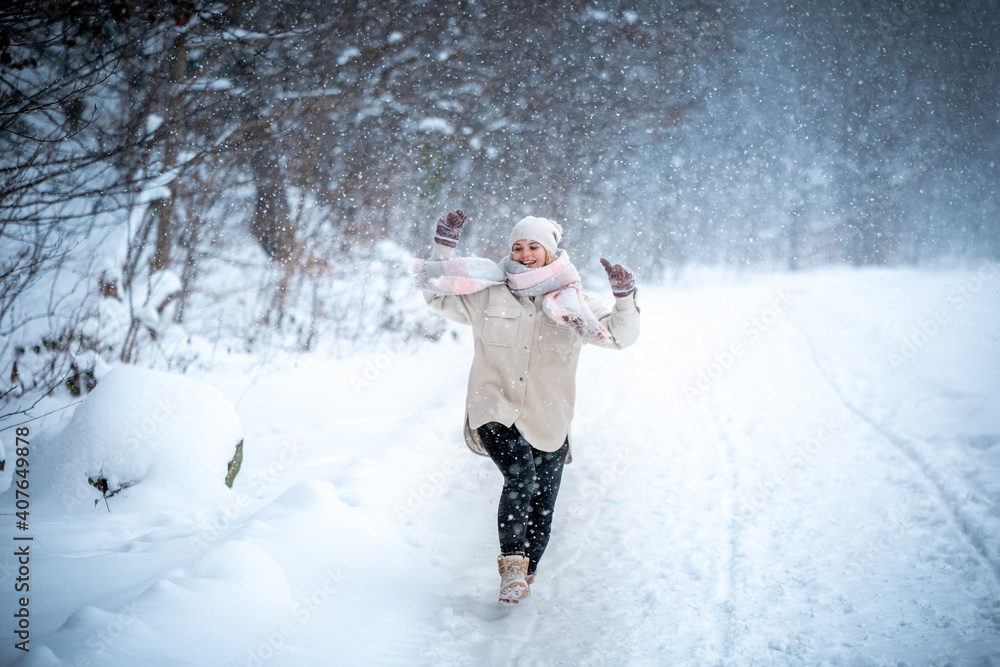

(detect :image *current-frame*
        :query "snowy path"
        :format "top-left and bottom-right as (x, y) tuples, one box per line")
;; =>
(4, 268), (1000, 666)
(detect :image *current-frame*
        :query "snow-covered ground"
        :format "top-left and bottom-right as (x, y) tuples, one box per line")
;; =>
(3, 265), (999, 666)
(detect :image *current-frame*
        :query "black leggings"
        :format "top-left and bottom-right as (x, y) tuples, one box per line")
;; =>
(478, 421), (569, 575)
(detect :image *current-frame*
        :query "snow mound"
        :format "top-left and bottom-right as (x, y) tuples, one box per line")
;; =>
(35, 366), (243, 513)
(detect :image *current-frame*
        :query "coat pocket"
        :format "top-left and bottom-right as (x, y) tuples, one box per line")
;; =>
(539, 319), (578, 355)
(481, 305), (520, 347)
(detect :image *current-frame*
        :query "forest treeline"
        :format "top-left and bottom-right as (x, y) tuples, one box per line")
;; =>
(1, 0), (997, 418)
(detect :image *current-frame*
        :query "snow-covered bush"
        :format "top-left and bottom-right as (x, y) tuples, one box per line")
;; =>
(33, 366), (243, 514)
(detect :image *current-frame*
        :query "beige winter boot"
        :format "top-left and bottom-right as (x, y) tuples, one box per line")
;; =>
(497, 555), (530, 604)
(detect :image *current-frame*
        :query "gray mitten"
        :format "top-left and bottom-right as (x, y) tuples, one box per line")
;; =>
(434, 210), (468, 248)
(600, 258), (635, 297)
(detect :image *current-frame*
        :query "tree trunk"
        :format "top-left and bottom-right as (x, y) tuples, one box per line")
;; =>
(248, 130), (295, 263)
(151, 32), (188, 272)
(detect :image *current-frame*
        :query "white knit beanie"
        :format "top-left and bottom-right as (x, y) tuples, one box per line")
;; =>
(508, 216), (563, 255)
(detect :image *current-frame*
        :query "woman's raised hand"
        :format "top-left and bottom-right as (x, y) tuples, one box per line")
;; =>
(434, 210), (468, 248)
(600, 258), (635, 297)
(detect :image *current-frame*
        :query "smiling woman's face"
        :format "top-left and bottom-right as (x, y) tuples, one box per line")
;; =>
(511, 239), (548, 267)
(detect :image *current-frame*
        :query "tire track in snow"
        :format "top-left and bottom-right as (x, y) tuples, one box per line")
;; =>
(705, 387), (739, 664)
(790, 320), (1000, 588)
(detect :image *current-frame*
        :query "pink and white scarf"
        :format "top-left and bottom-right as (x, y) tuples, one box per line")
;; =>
(414, 250), (611, 343)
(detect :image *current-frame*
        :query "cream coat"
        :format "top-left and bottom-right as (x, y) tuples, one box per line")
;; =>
(424, 244), (640, 462)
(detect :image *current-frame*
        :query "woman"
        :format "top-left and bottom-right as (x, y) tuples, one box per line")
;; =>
(415, 210), (640, 604)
